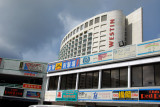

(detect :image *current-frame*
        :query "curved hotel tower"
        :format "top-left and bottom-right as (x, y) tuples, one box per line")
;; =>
(59, 8), (142, 60)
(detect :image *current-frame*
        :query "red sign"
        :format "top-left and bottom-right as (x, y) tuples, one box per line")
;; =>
(109, 19), (115, 48)
(23, 83), (42, 90)
(139, 90), (160, 100)
(4, 87), (24, 97)
(56, 91), (62, 98)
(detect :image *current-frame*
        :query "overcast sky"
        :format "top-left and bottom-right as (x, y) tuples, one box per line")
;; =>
(0, 0), (160, 63)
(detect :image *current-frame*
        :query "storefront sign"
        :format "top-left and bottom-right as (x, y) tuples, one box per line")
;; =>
(112, 90), (138, 101)
(47, 58), (80, 72)
(137, 39), (160, 56)
(45, 91), (56, 101)
(56, 90), (78, 101)
(113, 45), (136, 60)
(19, 62), (43, 72)
(24, 71), (38, 76)
(26, 91), (41, 98)
(80, 51), (113, 66)
(23, 83), (42, 89)
(4, 87), (24, 97)
(78, 91), (92, 100)
(139, 89), (160, 101)
(78, 90), (112, 101)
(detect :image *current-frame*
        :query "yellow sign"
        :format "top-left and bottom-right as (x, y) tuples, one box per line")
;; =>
(55, 62), (62, 70)
(118, 91), (131, 98)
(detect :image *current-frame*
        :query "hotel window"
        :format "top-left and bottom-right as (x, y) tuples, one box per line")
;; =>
(79, 71), (99, 89)
(80, 24), (84, 30)
(77, 27), (79, 33)
(48, 76), (59, 90)
(131, 63), (160, 87)
(95, 17), (100, 24)
(89, 19), (93, 26)
(60, 74), (77, 90)
(85, 22), (88, 28)
(101, 15), (107, 22)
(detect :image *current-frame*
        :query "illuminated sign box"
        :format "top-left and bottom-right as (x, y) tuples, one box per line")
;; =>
(139, 89), (160, 102)
(4, 87), (24, 97)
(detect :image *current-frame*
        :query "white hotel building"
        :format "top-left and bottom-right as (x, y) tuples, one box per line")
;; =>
(58, 8), (142, 60)
(45, 8), (160, 107)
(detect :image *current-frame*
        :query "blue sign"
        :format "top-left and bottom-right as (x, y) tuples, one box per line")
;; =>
(47, 58), (80, 72)
(26, 91), (41, 98)
(83, 56), (90, 64)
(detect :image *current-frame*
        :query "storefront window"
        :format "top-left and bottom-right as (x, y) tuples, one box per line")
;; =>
(48, 76), (59, 90)
(111, 69), (119, 88)
(143, 64), (154, 86)
(132, 66), (142, 87)
(155, 63), (160, 86)
(120, 67), (128, 87)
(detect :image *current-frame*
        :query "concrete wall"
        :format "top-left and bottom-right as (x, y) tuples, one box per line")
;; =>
(126, 7), (143, 45)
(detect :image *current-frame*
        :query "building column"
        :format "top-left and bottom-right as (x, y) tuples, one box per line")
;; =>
(57, 75), (61, 90)
(128, 66), (131, 88)
(75, 73), (79, 90)
(98, 70), (102, 89)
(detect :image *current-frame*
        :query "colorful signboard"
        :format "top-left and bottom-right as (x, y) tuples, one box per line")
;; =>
(26, 91), (41, 98)
(139, 89), (160, 102)
(112, 90), (138, 101)
(137, 39), (160, 56)
(56, 90), (78, 101)
(113, 45), (136, 60)
(47, 58), (80, 72)
(23, 83), (42, 90)
(24, 71), (38, 76)
(4, 87), (24, 97)
(78, 90), (112, 101)
(80, 50), (113, 66)
(19, 62), (43, 72)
